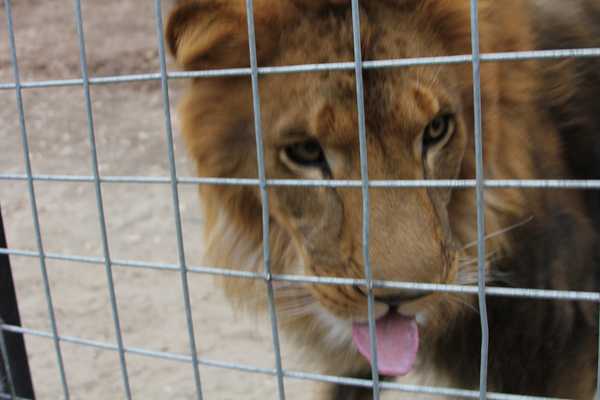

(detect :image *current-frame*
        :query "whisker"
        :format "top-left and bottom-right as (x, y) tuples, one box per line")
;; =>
(462, 215), (534, 250)
(274, 289), (313, 300)
(277, 302), (319, 320)
(444, 293), (479, 315)
(459, 250), (499, 268)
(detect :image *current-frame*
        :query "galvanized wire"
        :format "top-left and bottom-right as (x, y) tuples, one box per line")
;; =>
(3, 1), (71, 398)
(2, 246), (600, 302)
(152, 1), (205, 398)
(0, 323), (572, 400)
(72, 1), (132, 397)
(469, 0), (490, 398)
(1, 48), (600, 91)
(349, 1), (380, 398)
(244, 0), (287, 398)
(8, 173), (600, 189)
(0, 321), (17, 400)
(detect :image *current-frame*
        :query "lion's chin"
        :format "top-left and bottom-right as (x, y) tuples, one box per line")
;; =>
(308, 291), (458, 377)
(311, 305), (426, 377)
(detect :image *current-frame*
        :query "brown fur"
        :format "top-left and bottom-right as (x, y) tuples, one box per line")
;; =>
(166, 1), (600, 398)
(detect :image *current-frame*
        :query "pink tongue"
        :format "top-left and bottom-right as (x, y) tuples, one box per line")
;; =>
(352, 313), (419, 376)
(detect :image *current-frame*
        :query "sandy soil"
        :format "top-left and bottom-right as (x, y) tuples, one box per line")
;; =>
(0, 1), (334, 398)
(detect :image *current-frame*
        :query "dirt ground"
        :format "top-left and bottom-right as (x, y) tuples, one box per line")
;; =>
(0, 1), (336, 398)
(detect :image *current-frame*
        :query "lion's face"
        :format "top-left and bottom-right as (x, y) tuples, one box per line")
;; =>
(260, 64), (468, 324)
(167, 0), (533, 376)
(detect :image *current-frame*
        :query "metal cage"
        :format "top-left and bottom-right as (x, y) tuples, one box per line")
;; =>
(2, 1), (600, 399)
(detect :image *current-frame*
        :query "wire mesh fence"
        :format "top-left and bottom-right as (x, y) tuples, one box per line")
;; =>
(1, 0), (600, 399)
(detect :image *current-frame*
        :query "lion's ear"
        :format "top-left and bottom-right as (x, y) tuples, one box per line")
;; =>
(166, 0), (300, 71)
(166, 1), (252, 70)
(419, 0), (531, 54)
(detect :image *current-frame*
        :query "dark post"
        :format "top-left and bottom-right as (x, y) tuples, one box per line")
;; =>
(0, 205), (35, 399)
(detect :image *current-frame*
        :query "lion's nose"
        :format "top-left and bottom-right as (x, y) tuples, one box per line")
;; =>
(353, 286), (428, 306)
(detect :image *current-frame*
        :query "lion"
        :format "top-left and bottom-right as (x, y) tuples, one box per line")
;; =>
(166, 0), (600, 398)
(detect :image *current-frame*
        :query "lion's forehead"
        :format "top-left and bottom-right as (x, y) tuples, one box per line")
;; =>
(261, 68), (452, 149)
(271, 3), (445, 65)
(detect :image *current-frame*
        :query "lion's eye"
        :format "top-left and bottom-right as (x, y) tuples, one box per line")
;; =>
(423, 114), (455, 148)
(283, 140), (326, 167)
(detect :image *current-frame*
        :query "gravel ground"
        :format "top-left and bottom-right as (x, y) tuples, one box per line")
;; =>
(0, 1), (334, 398)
